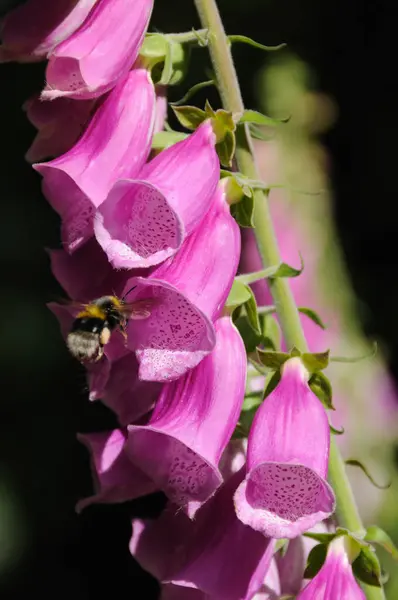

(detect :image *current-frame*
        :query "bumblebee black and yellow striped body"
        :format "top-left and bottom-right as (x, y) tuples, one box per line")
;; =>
(67, 296), (127, 363)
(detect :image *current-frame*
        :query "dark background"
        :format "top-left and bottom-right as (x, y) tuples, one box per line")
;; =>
(0, 0), (396, 598)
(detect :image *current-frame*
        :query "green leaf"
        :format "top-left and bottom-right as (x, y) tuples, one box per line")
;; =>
(228, 34), (286, 52)
(304, 543), (328, 579)
(309, 371), (334, 410)
(365, 525), (398, 561)
(274, 538), (290, 556)
(171, 104), (207, 130)
(230, 195), (255, 227)
(226, 280), (252, 310)
(298, 307), (327, 330)
(159, 39), (173, 85)
(330, 342), (378, 363)
(170, 79), (215, 106)
(235, 315), (262, 353)
(345, 459), (391, 490)
(152, 131), (188, 151)
(249, 123), (278, 141)
(238, 109), (290, 126)
(272, 254), (304, 278)
(257, 349), (290, 370)
(216, 128), (236, 167)
(242, 392), (263, 412)
(352, 547), (383, 587)
(301, 350), (330, 372)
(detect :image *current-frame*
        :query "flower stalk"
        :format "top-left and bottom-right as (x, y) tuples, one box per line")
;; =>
(193, 0), (385, 598)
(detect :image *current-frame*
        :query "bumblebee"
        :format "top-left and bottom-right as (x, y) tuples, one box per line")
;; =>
(66, 287), (154, 363)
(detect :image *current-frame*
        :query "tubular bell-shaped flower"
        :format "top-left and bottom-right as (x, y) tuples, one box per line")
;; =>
(234, 357), (335, 538)
(41, 0), (154, 99)
(35, 68), (156, 252)
(126, 315), (246, 507)
(0, 0), (97, 63)
(76, 429), (156, 512)
(297, 535), (366, 600)
(24, 95), (96, 162)
(120, 181), (240, 380)
(130, 470), (275, 599)
(94, 120), (219, 269)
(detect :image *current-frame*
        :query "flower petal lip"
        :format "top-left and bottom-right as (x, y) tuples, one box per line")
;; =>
(0, 0), (97, 63)
(94, 120), (219, 269)
(126, 316), (246, 510)
(234, 357), (336, 538)
(121, 277), (216, 382)
(94, 179), (185, 269)
(41, 0), (154, 99)
(35, 68), (156, 252)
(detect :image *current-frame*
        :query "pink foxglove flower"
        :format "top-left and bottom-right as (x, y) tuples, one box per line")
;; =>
(120, 181), (240, 381)
(0, 0), (97, 63)
(76, 429), (156, 512)
(126, 315), (246, 508)
(41, 0), (154, 99)
(24, 94), (96, 162)
(154, 86), (168, 133)
(277, 521), (331, 594)
(130, 470), (275, 599)
(35, 68), (156, 253)
(234, 357), (335, 538)
(94, 120), (219, 269)
(296, 535), (366, 599)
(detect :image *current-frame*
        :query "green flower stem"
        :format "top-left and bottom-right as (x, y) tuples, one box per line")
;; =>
(194, 1), (385, 598)
(169, 28), (208, 43)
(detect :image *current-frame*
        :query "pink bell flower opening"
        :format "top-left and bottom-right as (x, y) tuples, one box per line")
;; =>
(234, 357), (336, 538)
(94, 120), (219, 269)
(41, 0), (154, 99)
(126, 316), (246, 507)
(297, 535), (366, 600)
(35, 68), (156, 253)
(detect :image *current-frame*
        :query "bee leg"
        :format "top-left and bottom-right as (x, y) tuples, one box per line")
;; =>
(119, 321), (128, 345)
(95, 345), (104, 361)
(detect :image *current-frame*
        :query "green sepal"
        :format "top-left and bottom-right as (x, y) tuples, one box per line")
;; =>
(257, 349), (290, 370)
(227, 34), (287, 52)
(308, 371), (334, 410)
(330, 422), (345, 435)
(303, 532), (340, 544)
(365, 525), (398, 562)
(303, 543), (328, 579)
(152, 131), (188, 151)
(262, 314), (282, 351)
(171, 104), (207, 130)
(237, 108), (290, 126)
(205, 101), (236, 167)
(289, 346), (302, 358)
(235, 315), (262, 353)
(230, 195), (254, 227)
(226, 281), (261, 335)
(235, 255), (304, 285)
(345, 459), (391, 490)
(216, 128), (236, 167)
(330, 342), (378, 363)
(170, 79), (215, 106)
(352, 547), (383, 587)
(301, 350), (330, 372)
(140, 34), (190, 86)
(298, 307), (327, 330)
(274, 538), (290, 556)
(263, 369), (281, 398)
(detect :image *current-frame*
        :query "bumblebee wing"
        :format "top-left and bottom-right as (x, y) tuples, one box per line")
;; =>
(121, 298), (158, 320)
(55, 297), (88, 310)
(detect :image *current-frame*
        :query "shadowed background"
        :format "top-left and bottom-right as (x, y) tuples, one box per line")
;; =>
(0, 0), (397, 598)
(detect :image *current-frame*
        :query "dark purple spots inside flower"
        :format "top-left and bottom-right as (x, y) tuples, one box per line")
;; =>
(246, 463), (328, 523)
